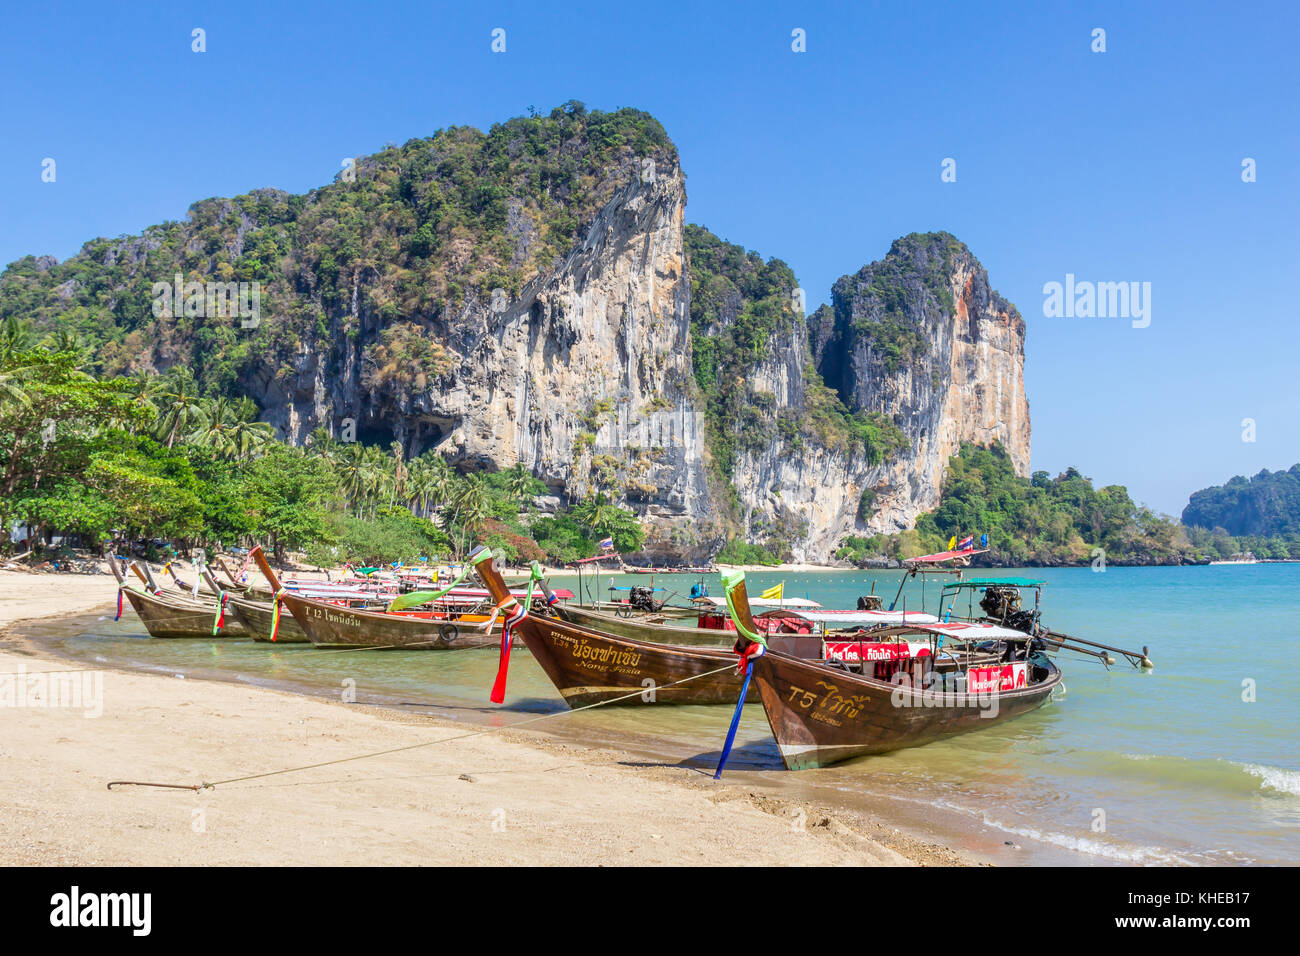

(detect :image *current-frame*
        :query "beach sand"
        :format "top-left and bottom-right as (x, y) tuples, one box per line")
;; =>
(0, 569), (970, 866)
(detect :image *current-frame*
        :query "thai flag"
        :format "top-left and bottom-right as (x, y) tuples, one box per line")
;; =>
(958, 535), (974, 550)
(600, 537), (614, 551)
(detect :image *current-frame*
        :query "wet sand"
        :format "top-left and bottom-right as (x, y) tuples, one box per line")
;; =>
(0, 570), (972, 866)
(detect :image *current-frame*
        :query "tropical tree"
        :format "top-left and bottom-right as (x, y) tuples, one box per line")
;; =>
(571, 493), (645, 552)
(503, 462), (536, 505)
(151, 367), (208, 449)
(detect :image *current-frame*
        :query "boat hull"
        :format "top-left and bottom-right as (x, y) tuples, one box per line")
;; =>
(516, 613), (757, 707)
(121, 589), (248, 639)
(556, 604), (736, 648)
(226, 595), (309, 643)
(751, 651), (1061, 769)
(280, 592), (491, 649)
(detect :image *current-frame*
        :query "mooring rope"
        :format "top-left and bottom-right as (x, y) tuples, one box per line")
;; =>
(298, 637), (501, 654)
(105, 662), (739, 793)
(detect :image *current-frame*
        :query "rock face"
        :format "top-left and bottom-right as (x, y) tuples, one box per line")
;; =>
(728, 233), (1030, 561)
(3, 107), (1029, 563)
(257, 163), (716, 554)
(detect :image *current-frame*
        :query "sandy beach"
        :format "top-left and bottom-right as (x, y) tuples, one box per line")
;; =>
(0, 569), (970, 866)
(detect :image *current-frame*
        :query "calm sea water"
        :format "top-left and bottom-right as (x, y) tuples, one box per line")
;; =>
(18, 564), (1299, 865)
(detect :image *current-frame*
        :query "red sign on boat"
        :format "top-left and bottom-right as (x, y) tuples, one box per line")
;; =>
(825, 641), (932, 662)
(966, 662), (1028, 694)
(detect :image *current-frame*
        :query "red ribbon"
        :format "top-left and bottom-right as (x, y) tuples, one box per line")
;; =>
(489, 602), (528, 703)
(735, 642), (766, 676)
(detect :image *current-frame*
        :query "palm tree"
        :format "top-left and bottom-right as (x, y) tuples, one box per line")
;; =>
(334, 442), (367, 515)
(226, 417), (276, 460)
(504, 462), (535, 506)
(192, 396), (237, 455)
(388, 440), (406, 508)
(307, 426), (337, 459)
(0, 316), (35, 358)
(445, 473), (490, 557)
(42, 329), (98, 371)
(360, 445), (391, 519)
(0, 318), (37, 411)
(151, 368), (208, 448)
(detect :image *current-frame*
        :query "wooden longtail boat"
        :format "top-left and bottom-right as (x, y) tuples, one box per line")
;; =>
(722, 573), (1063, 770)
(224, 593), (309, 643)
(472, 548), (815, 707)
(118, 587), (248, 639)
(555, 604), (744, 648)
(251, 546), (494, 649)
(750, 648), (1061, 769)
(279, 593), (496, 649)
(556, 601), (937, 649)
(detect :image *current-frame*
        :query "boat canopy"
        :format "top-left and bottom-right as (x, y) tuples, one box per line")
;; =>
(904, 548), (990, 564)
(692, 595), (822, 609)
(757, 608), (939, 626)
(946, 577), (1045, 588)
(904, 621), (1032, 640)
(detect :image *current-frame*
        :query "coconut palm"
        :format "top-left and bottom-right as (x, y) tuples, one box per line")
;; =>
(504, 462), (535, 505)
(151, 368), (208, 448)
(0, 318), (37, 411)
(335, 443), (368, 515)
(388, 440), (406, 508)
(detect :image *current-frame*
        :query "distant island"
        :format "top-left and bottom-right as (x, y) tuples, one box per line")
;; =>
(832, 448), (1300, 569)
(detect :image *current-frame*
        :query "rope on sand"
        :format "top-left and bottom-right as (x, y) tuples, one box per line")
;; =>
(106, 662), (739, 793)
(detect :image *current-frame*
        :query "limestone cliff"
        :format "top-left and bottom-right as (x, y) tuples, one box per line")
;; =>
(3, 105), (1029, 563)
(714, 232), (1030, 562)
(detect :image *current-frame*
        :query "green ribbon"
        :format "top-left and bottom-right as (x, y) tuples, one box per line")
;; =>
(212, 590), (226, 636)
(386, 561), (475, 612)
(720, 569), (766, 646)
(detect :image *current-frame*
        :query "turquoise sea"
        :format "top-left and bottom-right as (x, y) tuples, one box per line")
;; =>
(19, 564), (1299, 865)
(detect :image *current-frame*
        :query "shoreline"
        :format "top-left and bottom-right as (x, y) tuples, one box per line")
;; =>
(0, 571), (975, 866)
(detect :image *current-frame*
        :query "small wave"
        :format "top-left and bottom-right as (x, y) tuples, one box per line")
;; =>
(926, 798), (1198, 865)
(1113, 753), (1300, 798)
(972, 815), (1190, 864)
(1243, 763), (1300, 796)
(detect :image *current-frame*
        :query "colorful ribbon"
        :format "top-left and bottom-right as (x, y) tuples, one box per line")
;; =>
(490, 596), (529, 704)
(269, 588), (286, 642)
(212, 591), (227, 636)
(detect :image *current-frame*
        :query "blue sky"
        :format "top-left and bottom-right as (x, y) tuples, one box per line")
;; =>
(3, 0), (1297, 515)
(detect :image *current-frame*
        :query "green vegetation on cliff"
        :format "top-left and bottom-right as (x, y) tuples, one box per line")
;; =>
(0, 318), (642, 566)
(838, 443), (1202, 566)
(0, 101), (675, 398)
(1182, 465), (1300, 537)
(685, 225), (909, 562)
(685, 225), (908, 479)
(823, 231), (967, 377)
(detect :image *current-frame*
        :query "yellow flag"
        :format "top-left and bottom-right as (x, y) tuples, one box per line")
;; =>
(947, 536), (957, 550)
(759, 582), (784, 601)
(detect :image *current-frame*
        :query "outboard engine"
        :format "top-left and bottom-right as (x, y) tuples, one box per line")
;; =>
(628, 586), (658, 611)
(979, 586), (1022, 620)
(856, 595), (883, 610)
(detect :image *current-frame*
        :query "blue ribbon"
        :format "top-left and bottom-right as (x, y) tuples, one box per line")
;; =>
(713, 665), (755, 780)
